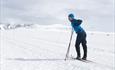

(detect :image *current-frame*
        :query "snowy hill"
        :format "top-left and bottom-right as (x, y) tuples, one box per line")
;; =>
(0, 25), (115, 70)
(0, 23), (34, 30)
(0, 23), (71, 31)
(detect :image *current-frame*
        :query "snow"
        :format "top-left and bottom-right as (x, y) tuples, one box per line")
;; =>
(0, 25), (115, 70)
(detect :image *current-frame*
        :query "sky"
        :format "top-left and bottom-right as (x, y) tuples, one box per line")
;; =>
(0, 0), (114, 32)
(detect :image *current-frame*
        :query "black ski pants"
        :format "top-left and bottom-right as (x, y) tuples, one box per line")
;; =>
(75, 31), (87, 58)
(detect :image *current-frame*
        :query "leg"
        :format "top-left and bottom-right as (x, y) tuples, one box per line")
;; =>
(75, 33), (82, 58)
(75, 42), (81, 58)
(81, 34), (87, 59)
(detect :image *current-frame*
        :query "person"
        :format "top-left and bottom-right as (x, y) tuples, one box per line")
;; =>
(68, 13), (87, 60)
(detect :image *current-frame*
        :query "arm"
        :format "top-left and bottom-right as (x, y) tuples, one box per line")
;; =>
(76, 19), (82, 26)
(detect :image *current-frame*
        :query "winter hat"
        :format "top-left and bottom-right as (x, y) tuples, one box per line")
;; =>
(68, 14), (74, 19)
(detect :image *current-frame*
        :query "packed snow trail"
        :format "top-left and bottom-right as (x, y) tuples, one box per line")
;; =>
(0, 28), (114, 70)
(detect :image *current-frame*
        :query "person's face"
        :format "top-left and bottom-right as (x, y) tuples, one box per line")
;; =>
(68, 17), (73, 21)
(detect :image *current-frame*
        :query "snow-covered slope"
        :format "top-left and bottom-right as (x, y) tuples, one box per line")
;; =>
(0, 26), (114, 70)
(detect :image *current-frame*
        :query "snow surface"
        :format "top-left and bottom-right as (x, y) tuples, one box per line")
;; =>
(0, 24), (115, 70)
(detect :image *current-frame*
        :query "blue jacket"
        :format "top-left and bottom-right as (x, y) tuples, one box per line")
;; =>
(71, 19), (85, 33)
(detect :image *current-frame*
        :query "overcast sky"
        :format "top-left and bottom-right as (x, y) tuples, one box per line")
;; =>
(0, 0), (114, 32)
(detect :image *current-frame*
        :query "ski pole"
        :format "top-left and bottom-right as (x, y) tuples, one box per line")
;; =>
(65, 29), (74, 61)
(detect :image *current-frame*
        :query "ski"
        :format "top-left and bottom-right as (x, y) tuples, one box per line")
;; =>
(67, 56), (93, 63)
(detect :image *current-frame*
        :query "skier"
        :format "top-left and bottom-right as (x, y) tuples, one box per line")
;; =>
(68, 14), (87, 60)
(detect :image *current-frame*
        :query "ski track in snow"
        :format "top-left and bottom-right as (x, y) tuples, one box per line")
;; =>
(0, 28), (114, 70)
